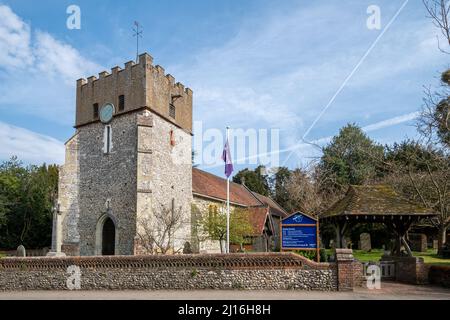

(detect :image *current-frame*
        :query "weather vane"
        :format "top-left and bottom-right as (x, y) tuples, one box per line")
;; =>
(133, 21), (143, 63)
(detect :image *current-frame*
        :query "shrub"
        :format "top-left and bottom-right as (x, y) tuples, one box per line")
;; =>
(319, 248), (328, 262)
(190, 269), (198, 278)
(295, 250), (316, 261)
(294, 249), (328, 262)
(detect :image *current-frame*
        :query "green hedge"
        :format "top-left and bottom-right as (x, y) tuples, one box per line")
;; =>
(294, 249), (328, 262)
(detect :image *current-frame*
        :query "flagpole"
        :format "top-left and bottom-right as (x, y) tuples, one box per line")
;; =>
(226, 127), (230, 254)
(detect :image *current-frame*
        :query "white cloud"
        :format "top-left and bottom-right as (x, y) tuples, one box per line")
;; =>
(33, 31), (100, 83)
(284, 111), (421, 166)
(362, 112), (420, 132)
(0, 4), (101, 124)
(172, 1), (447, 164)
(0, 121), (64, 165)
(0, 5), (33, 68)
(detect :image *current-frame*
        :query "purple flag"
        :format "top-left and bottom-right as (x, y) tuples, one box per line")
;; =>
(222, 139), (234, 178)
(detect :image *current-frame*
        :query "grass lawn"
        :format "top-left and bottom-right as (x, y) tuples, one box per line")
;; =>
(331, 249), (450, 266)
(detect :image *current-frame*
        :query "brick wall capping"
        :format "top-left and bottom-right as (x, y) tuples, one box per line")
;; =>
(0, 253), (333, 271)
(0, 252), (366, 291)
(335, 249), (355, 262)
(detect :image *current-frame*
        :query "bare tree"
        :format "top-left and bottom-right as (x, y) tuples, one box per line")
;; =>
(137, 203), (185, 255)
(384, 143), (450, 254)
(418, 79), (450, 147)
(423, 0), (450, 53)
(286, 162), (340, 215)
(421, 1), (450, 146)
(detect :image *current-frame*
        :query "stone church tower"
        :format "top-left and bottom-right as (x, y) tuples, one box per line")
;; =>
(54, 53), (193, 256)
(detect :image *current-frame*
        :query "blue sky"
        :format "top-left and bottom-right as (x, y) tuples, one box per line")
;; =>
(0, 0), (448, 177)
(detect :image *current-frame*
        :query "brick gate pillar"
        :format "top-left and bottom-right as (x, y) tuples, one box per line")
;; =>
(335, 249), (356, 291)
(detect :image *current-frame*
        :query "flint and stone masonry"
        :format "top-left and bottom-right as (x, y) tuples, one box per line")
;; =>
(0, 253), (357, 291)
(56, 53), (193, 256)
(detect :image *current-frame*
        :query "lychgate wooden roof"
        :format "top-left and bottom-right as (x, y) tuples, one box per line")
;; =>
(320, 185), (436, 220)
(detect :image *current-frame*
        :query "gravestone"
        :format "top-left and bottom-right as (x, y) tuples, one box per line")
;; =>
(329, 240), (335, 249)
(344, 237), (352, 249)
(359, 233), (372, 252)
(183, 242), (192, 254)
(409, 234), (427, 253)
(433, 240), (439, 250)
(16, 245), (26, 257)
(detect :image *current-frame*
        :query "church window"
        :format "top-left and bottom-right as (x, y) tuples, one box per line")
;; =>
(93, 103), (99, 119)
(118, 95), (125, 111)
(170, 130), (176, 147)
(169, 104), (176, 119)
(103, 125), (113, 154)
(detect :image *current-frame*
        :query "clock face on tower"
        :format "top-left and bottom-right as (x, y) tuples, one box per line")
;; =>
(100, 103), (115, 124)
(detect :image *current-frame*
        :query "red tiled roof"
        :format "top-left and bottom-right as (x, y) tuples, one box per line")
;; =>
(248, 206), (269, 236)
(250, 192), (288, 218)
(192, 168), (289, 236)
(192, 168), (262, 207)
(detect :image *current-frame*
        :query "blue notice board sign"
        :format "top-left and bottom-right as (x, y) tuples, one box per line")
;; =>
(281, 212), (319, 251)
(283, 213), (317, 225)
(282, 226), (317, 249)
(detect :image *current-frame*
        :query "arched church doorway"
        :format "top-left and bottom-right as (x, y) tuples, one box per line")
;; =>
(102, 217), (116, 256)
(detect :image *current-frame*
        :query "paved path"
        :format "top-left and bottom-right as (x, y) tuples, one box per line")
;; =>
(1, 282), (449, 300)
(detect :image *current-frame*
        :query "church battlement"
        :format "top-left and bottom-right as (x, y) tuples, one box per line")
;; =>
(76, 53), (192, 97)
(75, 53), (193, 132)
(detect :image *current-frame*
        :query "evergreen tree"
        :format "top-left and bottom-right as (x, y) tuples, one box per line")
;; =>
(318, 124), (385, 192)
(270, 167), (292, 211)
(0, 157), (58, 249)
(232, 166), (270, 196)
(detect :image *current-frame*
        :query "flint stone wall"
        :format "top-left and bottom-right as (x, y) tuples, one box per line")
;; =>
(0, 253), (341, 291)
(381, 255), (430, 285)
(428, 265), (450, 288)
(76, 112), (138, 256)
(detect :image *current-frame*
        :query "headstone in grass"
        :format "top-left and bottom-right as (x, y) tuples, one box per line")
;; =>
(359, 233), (371, 252)
(330, 240), (336, 249)
(183, 242), (192, 254)
(433, 240), (439, 250)
(16, 245), (26, 257)
(409, 234), (427, 253)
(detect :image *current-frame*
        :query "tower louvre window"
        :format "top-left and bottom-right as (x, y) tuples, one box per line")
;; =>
(118, 95), (125, 111)
(169, 104), (176, 119)
(170, 130), (176, 147)
(93, 103), (99, 119)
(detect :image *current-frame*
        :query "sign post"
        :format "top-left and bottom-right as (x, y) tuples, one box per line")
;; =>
(280, 212), (320, 262)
